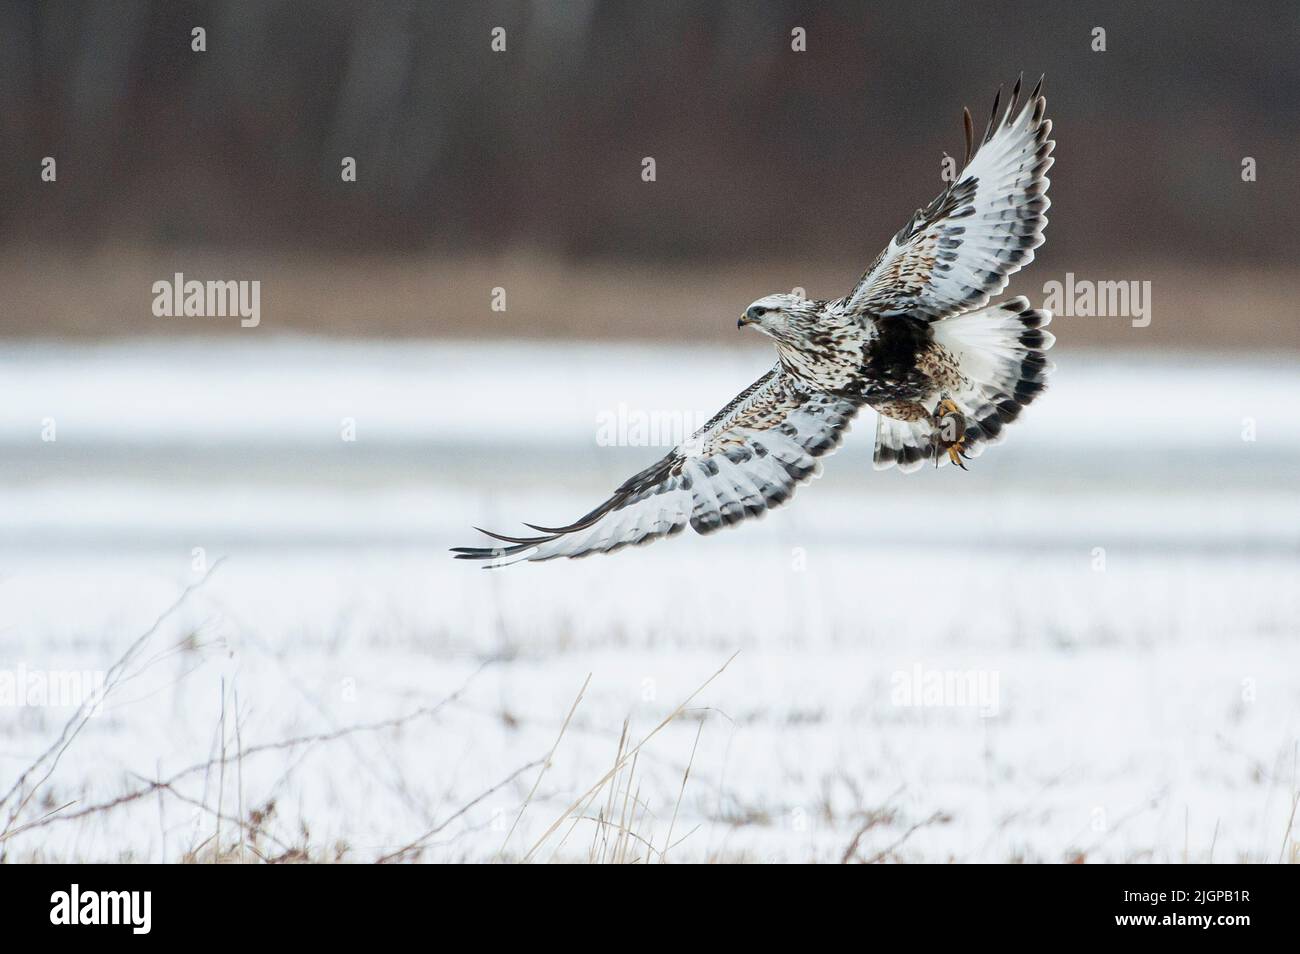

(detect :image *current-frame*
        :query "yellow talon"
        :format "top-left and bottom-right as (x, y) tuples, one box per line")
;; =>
(933, 398), (969, 471)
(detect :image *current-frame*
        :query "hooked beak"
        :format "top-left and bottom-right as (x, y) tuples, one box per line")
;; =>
(739, 304), (769, 329)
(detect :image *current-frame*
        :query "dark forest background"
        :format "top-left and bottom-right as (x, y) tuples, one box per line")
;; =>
(0, 0), (1296, 345)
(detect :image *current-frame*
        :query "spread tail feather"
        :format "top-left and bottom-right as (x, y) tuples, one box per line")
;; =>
(873, 297), (1055, 472)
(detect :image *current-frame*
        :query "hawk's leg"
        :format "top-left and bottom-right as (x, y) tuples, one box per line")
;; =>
(932, 398), (969, 470)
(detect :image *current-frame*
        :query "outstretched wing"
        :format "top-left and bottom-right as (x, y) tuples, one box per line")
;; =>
(452, 367), (861, 567)
(843, 75), (1053, 322)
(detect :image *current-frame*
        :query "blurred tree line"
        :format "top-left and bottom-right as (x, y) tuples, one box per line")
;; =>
(0, 0), (1296, 266)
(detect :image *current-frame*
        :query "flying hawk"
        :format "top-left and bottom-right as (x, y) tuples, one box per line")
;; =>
(455, 76), (1055, 567)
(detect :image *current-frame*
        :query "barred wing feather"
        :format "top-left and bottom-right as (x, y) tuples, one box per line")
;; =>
(452, 368), (861, 567)
(844, 75), (1054, 322)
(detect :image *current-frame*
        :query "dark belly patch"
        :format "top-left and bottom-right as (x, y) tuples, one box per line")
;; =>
(861, 317), (935, 403)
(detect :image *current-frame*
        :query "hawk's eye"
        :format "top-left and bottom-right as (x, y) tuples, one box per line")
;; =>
(753, 306), (768, 317)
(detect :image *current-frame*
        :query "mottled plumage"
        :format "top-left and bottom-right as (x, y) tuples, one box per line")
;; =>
(455, 76), (1056, 566)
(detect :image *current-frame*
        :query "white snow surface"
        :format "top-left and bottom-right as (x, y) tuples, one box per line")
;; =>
(1, 337), (1297, 863)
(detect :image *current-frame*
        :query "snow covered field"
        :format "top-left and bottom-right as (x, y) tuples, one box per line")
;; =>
(1, 338), (1298, 862)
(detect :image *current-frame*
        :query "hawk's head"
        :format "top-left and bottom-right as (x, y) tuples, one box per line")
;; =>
(738, 293), (821, 342)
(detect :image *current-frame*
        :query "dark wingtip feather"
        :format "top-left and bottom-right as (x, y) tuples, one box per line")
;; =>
(471, 526), (553, 545)
(452, 548), (500, 560)
(983, 85), (1002, 144)
(451, 541), (535, 566)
